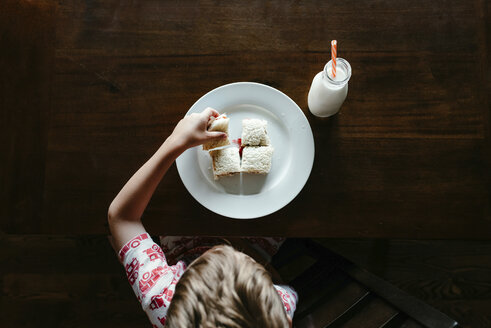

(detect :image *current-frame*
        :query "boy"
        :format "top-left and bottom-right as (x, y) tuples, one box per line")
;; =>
(108, 108), (297, 327)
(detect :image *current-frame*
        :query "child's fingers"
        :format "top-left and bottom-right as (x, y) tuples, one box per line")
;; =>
(201, 107), (220, 119)
(205, 131), (227, 140)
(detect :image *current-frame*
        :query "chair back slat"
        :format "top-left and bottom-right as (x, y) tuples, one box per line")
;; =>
(332, 297), (399, 328)
(379, 312), (410, 328)
(271, 239), (460, 328)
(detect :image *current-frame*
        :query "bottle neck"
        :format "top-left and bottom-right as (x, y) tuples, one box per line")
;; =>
(322, 58), (351, 87)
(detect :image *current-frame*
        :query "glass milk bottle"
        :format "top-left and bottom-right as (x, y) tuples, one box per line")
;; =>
(308, 58), (352, 117)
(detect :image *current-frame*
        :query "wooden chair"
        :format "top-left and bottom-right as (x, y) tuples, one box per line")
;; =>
(271, 239), (459, 328)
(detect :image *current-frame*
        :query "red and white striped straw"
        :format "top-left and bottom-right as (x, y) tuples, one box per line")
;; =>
(331, 40), (337, 78)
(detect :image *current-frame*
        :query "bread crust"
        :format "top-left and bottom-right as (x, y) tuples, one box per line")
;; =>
(210, 147), (241, 180)
(203, 115), (230, 150)
(241, 119), (270, 146)
(240, 146), (274, 174)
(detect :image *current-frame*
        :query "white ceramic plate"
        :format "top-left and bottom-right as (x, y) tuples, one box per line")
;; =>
(176, 82), (315, 219)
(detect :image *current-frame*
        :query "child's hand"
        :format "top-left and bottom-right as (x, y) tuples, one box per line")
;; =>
(169, 107), (227, 151)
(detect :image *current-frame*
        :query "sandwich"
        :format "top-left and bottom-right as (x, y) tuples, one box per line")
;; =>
(241, 119), (270, 146)
(240, 146), (274, 174)
(209, 147), (241, 180)
(202, 113), (230, 150)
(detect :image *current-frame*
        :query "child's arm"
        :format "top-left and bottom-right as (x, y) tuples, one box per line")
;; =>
(108, 107), (226, 252)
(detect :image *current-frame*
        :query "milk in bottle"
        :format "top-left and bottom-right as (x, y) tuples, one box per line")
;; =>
(308, 58), (352, 117)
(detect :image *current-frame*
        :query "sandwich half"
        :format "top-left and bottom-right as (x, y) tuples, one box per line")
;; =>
(209, 147), (241, 180)
(240, 146), (274, 174)
(203, 113), (231, 150)
(241, 119), (270, 146)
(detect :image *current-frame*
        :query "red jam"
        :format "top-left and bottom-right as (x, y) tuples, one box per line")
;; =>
(238, 138), (244, 157)
(232, 138), (244, 157)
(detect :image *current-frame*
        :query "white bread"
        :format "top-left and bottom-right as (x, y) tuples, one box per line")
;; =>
(203, 114), (230, 150)
(241, 119), (270, 146)
(210, 147), (241, 180)
(240, 146), (274, 174)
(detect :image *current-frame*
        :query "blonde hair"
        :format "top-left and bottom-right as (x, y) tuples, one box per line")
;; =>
(165, 245), (289, 328)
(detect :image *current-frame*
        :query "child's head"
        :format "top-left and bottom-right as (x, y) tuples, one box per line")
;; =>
(165, 244), (290, 328)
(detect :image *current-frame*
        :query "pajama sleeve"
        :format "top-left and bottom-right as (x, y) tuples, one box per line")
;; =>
(274, 284), (299, 318)
(119, 233), (186, 327)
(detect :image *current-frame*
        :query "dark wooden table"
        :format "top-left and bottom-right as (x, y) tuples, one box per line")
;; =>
(1, 0), (490, 238)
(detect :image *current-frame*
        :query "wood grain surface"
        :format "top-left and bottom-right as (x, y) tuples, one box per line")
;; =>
(0, 234), (147, 327)
(1, 0), (490, 236)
